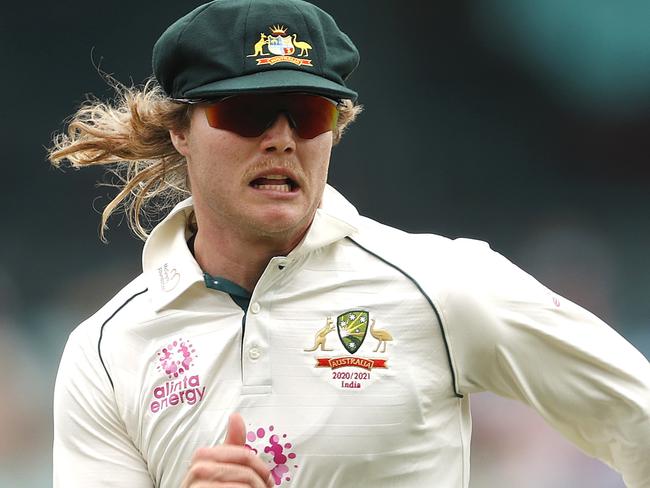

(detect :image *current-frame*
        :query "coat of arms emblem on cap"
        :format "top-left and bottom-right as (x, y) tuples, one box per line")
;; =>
(247, 25), (313, 67)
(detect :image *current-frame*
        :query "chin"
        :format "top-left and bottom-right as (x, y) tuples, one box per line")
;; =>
(249, 209), (312, 239)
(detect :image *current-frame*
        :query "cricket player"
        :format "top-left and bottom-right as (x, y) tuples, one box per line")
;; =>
(50, 0), (650, 487)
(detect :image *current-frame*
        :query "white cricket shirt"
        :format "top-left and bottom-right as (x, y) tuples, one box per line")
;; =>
(54, 186), (650, 487)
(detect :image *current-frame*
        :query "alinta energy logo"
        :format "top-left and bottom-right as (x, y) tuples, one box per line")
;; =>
(149, 338), (206, 414)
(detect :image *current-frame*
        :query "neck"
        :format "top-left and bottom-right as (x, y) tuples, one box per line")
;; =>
(192, 219), (309, 292)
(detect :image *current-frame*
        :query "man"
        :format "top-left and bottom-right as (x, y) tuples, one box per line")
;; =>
(50, 0), (650, 487)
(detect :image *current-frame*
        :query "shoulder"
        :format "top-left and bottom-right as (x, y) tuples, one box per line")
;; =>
(352, 214), (493, 265)
(64, 274), (151, 356)
(349, 215), (536, 303)
(56, 273), (152, 405)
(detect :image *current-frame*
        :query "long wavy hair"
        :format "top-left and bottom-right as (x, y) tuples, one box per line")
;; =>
(48, 78), (362, 241)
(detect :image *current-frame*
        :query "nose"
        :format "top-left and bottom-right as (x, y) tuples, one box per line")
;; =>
(260, 113), (296, 154)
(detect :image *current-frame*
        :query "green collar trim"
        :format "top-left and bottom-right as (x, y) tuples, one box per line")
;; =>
(203, 273), (251, 313)
(203, 273), (251, 298)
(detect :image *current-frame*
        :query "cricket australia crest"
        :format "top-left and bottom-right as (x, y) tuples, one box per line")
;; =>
(304, 310), (393, 390)
(337, 310), (369, 354)
(248, 24), (313, 66)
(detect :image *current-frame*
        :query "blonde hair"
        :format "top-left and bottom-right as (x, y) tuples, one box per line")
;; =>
(48, 78), (362, 241)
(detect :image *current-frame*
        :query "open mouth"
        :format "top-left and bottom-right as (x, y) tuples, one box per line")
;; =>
(249, 174), (299, 193)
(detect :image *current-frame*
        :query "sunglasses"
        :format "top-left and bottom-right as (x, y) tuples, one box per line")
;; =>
(201, 93), (339, 139)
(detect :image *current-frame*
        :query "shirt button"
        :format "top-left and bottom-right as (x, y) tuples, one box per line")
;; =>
(250, 302), (261, 314)
(248, 347), (261, 360)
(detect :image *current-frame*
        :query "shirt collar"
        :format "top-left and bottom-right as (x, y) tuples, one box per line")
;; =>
(142, 198), (204, 312)
(289, 184), (359, 258)
(142, 185), (359, 312)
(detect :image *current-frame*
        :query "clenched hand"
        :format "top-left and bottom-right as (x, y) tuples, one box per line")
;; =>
(182, 413), (274, 488)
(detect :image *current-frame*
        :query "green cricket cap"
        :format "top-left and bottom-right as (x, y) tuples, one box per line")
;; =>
(153, 0), (359, 101)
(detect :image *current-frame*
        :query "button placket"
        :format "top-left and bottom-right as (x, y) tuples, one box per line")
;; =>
(241, 259), (288, 391)
(242, 294), (271, 389)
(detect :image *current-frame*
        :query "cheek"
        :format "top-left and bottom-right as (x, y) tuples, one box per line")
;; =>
(308, 136), (333, 180)
(186, 131), (244, 183)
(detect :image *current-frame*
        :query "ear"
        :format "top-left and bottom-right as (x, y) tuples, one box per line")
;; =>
(169, 128), (190, 157)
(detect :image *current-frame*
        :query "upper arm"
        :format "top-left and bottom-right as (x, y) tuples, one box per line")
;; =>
(53, 326), (154, 488)
(441, 241), (650, 486)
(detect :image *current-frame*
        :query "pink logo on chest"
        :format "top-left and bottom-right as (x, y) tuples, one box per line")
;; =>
(246, 425), (299, 485)
(156, 338), (197, 378)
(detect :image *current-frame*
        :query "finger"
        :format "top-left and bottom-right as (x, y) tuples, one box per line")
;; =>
(224, 412), (246, 446)
(191, 446), (272, 485)
(185, 460), (270, 488)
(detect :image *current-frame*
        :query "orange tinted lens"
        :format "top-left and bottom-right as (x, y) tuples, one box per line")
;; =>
(286, 95), (339, 139)
(203, 94), (338, 139)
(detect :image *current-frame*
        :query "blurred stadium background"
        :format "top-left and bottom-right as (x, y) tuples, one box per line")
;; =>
(2, 0), (650, 486)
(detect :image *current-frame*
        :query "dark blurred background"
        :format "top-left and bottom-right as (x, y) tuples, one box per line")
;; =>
(2, 1), (649, 485)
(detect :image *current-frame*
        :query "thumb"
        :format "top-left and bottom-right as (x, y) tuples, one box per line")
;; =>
(224, 412), (247, 446)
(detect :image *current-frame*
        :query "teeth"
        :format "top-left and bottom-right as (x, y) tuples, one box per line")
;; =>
(256, 184), (291, 192)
